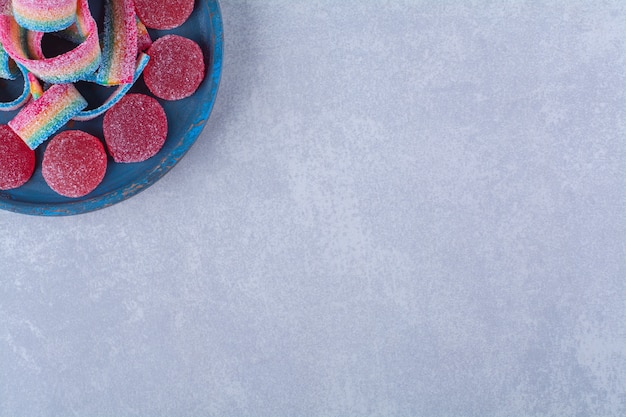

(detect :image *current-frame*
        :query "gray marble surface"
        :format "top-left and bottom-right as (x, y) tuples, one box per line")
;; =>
(1, 1), (626, 415)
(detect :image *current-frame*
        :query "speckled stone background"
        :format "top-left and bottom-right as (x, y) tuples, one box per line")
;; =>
(1, 1), (625, 416)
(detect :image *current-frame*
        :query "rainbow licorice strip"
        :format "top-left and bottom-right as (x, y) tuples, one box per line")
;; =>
(12, 0), (77, 32)
(0, 0), (100, 83)
(97, 0), (138, 85)
(75, 53), (150, 121)
(56, 1), (92, 44)
(9, 83), (87, 149)
(0, 63), (31, 111)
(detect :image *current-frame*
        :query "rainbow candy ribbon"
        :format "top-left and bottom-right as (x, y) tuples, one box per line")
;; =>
(9, 83), (87, 150)
(0, 0), (101, 84)
(75, 53), (150, 121)
(0, 63), (30, 111)
(97, 0), (138, 85)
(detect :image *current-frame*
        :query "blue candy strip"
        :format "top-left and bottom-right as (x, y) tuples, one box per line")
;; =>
(73, 53), (150, 121)
(0, 64), (31, 111)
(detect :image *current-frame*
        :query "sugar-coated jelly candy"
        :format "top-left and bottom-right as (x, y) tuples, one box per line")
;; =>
(133, 0), (193, 30)
(0, 124), (35, 190)
(143, 35), (205, 101)
(42, 130), (107, 198)
(103, 93), (167, 163)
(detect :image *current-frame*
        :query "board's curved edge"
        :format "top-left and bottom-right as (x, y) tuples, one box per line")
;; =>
(0, 0), (224, 217)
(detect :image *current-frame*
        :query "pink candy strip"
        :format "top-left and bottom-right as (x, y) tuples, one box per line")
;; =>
(26, 30), (44, 60)
(9, 83), (87, 149)
(56, 0), (93, 44)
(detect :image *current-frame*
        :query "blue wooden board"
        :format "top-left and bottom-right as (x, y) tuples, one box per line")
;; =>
(0, 0), (223, 216)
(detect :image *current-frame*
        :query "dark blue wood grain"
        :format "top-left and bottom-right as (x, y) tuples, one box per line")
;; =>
(0, 0), (223, 216)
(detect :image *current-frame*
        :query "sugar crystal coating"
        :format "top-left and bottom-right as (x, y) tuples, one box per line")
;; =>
(133, 0), (193, 30)
(42, 130), (107, 197)
(144, 34), (205, 101)
(0, 124), (35, 190)
(103, 93), (167, 163)
(12, 0), (77, 32)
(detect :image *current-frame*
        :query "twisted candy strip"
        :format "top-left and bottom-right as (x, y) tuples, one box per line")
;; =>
(0, 21), (29, 111)
(0, 0), (101, 84)
(74, 53), (150, 121)
(0, 63), (30, 111)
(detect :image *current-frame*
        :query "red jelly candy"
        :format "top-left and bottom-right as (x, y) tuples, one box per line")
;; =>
(103, 93), (168, 163)
(0, 124), (35, 190)
(143, 35), (205, 101)
(42, 130), (108, 198)
(134, 0), (194, 30)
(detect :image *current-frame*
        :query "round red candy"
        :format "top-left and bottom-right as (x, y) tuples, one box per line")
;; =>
(144, 35), (205, 101)
(42, 130), (107, 198)
(103, 93), (168, 163)
(0, 125), (35, 190)
(134, 0), (194, 30)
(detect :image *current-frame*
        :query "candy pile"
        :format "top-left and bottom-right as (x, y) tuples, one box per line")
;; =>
(0, 0), (204, 197)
